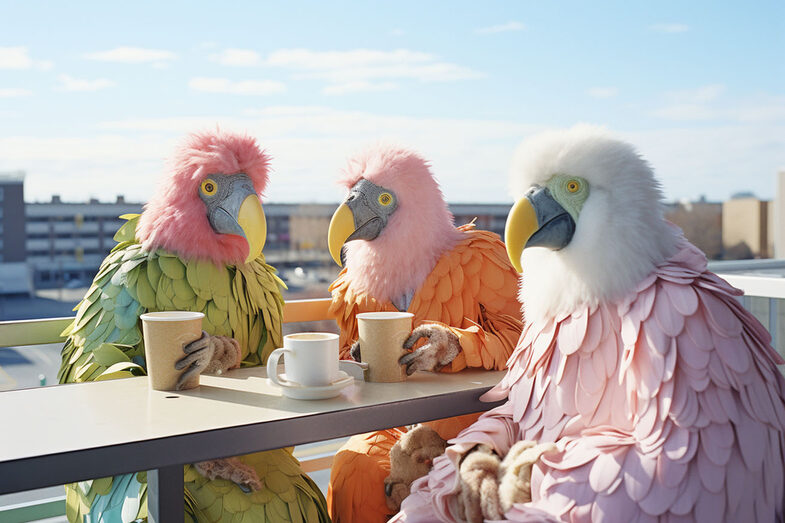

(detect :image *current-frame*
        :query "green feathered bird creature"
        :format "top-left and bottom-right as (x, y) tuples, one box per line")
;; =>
(58, 130), (331, 523)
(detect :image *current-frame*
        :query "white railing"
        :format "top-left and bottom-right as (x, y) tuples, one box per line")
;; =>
(713, 258), (785, 357)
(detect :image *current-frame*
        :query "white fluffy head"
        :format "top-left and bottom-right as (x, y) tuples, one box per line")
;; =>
(510, 124), (679, 323)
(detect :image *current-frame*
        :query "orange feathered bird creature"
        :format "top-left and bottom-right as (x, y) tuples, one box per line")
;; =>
(325, 144), (523, 522)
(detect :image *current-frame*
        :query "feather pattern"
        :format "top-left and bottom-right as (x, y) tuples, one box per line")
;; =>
(60, 213), (328, 523)
(327, 225), (523, 522)
(394, 237), (785, 522)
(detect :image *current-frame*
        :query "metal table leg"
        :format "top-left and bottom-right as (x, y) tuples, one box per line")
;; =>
(148, 465), (184, 522)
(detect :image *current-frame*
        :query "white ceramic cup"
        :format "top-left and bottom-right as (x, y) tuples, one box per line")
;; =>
(266, 332), (340, 388)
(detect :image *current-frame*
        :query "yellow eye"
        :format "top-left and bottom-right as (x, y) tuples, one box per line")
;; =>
(201, 179), (217, 196)
(378, 193), (393, 206)
(566, 180), (580, 193)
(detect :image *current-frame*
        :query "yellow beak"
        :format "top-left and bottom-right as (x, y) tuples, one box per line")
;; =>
(238, 195), (267, 263)
(328, 203), (355, 266)
(504, 197), (539, 273)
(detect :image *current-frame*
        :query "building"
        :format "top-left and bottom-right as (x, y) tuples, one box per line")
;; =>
(26, 195), (143, 288)
(665, 198), (723, 260)
(0, 172), (32, 294)
(722, 195), (773, 259)
(5, 168), (517, 291)
(0, 172), (26, 263)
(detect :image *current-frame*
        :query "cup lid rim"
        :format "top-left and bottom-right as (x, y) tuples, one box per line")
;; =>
(284, 332), (340, 340)
(356, 311), (415, 320)
(140, 311), (205, 322)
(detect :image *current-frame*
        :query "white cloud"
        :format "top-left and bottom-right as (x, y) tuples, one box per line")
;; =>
(475, 21), (525, 34)
(0, 46), (52, 70)
(653, 85), (785, 123)
(265, 48), (484, 83)
(588, 87), (618, 99)
(9, 108), (783, 206)
(650, 23), (689, 33)
(0, 88), (32, 97)
(57, 74), (115, 92)
(188, 77), (286, 95)
(626, 124), (785, 200)
(209, 48), (263, 67)
(323, 81), (398, 95)
(654, 98), (785, 123)
(666, 84), (725, 104)
(267, 48), (433, 70)
(84, 47), (177, 63)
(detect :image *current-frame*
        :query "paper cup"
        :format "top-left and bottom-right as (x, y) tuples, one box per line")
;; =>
(140, 311), (205, 391)
(357, 312), (413, 382)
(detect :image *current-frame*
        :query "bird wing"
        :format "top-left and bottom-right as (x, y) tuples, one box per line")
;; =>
(327, 429), (406, 522)
(408, 226), (522, 372)
(59, 215), (311, 523)
(473, 240), (785, 521)
(186, 447), (330, 523)
(230, 258), (285, 365)
(329, 268), (397, 359)
(58, 214), (148, 385)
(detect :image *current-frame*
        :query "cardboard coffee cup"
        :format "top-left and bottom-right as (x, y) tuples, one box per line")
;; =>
(140, 311), (205, 391)
(357, 312), (414, 382)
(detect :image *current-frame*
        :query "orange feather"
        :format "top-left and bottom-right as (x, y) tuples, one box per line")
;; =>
(327, 227), (523, 522)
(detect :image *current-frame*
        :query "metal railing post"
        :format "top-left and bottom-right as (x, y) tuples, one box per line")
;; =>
(770, 297), (780, 357)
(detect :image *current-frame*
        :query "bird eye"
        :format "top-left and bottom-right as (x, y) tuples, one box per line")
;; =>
(201, 179), (217, 196)
(378, 193), (393, 206)
(566, 180), (581, 193)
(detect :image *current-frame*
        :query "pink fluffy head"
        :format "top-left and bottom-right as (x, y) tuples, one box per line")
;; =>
(136, 130), (270, 265)
(339, 144), (462, 302)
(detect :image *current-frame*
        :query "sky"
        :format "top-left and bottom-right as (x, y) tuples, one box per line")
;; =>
(0, 0), (783, 205)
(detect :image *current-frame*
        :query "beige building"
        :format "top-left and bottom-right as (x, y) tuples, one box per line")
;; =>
(666, 199), (723, 260)
(722, 196), (773, 259)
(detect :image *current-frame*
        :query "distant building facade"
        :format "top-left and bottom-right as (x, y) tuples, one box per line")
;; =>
(26, 195), (143, 288)
(0, 172), (32, 294)
(665, 198), (723, 260)
(722, 196), (773, 259)
(0, 172), (26, 263)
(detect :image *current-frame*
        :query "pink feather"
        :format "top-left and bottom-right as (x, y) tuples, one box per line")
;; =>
(136, 130), (270, 265)
(338, 144), (463, 303)
(393, 236), (785, 522)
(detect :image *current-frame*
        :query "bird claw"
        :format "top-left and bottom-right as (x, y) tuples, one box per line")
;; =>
(195, 457), (263, 493)
(398, 324), (460, 374)
(350, 340), (362, 362)
(384, 425), (447, 512)
(498, 441), (557, 512)
(457, 444), (503, 523)
(174, 331), (214, 390)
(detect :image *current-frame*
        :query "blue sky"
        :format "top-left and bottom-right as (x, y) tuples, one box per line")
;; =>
(1, 0), (783, 204)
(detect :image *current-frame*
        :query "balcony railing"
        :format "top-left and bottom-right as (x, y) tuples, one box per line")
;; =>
(0, 298), (336, 523)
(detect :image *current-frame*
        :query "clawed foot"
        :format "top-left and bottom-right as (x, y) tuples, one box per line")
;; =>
(175, 332), (242, 390)
(350, 340), (361, 362)
(175, 331), (213, 390)
(195, 457), (263, 492)
(399, 324), (460, 375)
(384, 425), (447, 512)
(203, 336), (242, 375)
(498, 441), (557, 512)
(456, 441), (557, 521)
(457, 444), (503, 523)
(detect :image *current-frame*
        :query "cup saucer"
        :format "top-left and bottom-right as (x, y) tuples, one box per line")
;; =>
(276, 370), (354, 400)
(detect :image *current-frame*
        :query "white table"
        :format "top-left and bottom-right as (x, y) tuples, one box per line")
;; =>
(0, 367), (505, 521)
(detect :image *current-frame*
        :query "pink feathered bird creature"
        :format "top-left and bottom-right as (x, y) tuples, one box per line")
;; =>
(392, 125), (785, 522)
